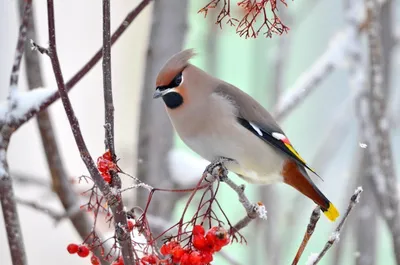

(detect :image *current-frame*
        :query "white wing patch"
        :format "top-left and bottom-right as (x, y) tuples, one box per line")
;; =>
(272, 132), (286, 141)
(249, 122), (263, 136)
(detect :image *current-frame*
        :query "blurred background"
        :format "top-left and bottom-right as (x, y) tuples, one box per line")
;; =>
(0, 0), (399, 265)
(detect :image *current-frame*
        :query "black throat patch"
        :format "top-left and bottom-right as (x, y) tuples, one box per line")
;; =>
(162, 92), (183, 109)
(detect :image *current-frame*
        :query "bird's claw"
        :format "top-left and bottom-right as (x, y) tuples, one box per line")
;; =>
(203, 157), (235, 182)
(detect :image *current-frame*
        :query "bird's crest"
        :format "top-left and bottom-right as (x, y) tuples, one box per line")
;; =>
(156, 49), (196, 87)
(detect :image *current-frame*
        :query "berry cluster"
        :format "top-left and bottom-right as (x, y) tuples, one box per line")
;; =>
(152, 225), (230, 265)
(96, 150), (119, 183)
(67, 243), (90, 258)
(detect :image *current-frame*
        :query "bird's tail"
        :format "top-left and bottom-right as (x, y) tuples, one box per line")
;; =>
(281, 160), (339, 221)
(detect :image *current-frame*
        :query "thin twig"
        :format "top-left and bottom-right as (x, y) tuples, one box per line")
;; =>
(16, 197), (67, 222)
(221, 177), (267, 232)
(102, 0), (116, 159)
(291, 206), (321, 265)
(41, 0), (136, 264)
(310, 187), (363, 264)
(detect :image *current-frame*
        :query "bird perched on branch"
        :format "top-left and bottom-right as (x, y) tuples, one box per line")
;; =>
(152, 49), (339, 221)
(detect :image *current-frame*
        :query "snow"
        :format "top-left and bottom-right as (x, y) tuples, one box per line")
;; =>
(255, 203), (268, 220)
(168, 149), (209, 186)
(354, 186), (363, 203)
(0, 87), (57, 124)
(359, 142), (368, 148)
(305, 253), (319, 265)
(329, 231), (340, 242)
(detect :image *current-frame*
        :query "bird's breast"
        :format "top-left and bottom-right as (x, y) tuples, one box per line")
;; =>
(168, 94), (285, 184)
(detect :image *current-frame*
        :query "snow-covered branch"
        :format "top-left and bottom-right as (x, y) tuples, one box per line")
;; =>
(273, 25), (361, 121)
(0, 88), (57, 125)
(0, 2), (32, 265)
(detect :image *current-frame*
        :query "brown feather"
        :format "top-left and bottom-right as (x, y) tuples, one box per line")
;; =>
(281, 160), (329, 210)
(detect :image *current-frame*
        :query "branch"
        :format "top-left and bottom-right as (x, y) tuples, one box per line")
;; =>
(221, 177), (267, 232)
(0, 2), (32, 265)
(9, 0), (31, 96)
(310, 187), (363, 265)
(16, 197), (74, 223)
(9, 0), (151, 128)
(273, 11), (366, 121)
(40, 0), (136, 264)
(291, 206), (321, 265)
(102, 0), (115, 158)
(16, 1), (108, 263)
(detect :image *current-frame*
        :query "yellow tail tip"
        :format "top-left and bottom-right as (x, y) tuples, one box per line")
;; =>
(323, 202), (340, 222)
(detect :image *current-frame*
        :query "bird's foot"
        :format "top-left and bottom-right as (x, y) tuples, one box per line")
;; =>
(203, 156), (235, 182)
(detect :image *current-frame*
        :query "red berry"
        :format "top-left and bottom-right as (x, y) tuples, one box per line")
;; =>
(189, 251), (203, 265)
(215, 227), (230, 248)
(91, 255), (100, 265)
(77, 245), (90, 258)
(201, 251), (213, 263)
(67, 243), (79, 254)
(192, 235), (207, 251)
(103, 150), (113, 161)
(170, 246), (185, 263)
(102, 172), (112, 183)
(160, 244), (170, 256)
(180, 253), (190, 265)
(127, 220), (134, 232)
(141, 255), (158, 264)
(192, 225), (205, 236)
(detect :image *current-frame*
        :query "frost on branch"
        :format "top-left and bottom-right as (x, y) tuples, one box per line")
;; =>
(198, 0), (290, 38)
(0, 87), (57, 125)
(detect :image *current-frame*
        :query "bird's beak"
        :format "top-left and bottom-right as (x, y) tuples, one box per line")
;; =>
(153, 88), (173, 99)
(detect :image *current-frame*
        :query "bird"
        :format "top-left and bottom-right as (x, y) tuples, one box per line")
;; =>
(152, 49), (339, 222)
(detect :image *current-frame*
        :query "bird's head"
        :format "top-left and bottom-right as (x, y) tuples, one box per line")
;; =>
(153, 49), (196, 109)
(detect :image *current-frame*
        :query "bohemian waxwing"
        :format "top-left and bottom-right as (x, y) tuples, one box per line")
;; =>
(153, 49), (339, 221)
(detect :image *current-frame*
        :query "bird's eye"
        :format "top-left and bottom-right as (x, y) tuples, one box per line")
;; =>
(173, 73), (183, 87)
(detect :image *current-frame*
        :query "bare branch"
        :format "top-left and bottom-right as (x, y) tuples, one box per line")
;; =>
(16, 197), (68, 222)
(9, 0), (32, 96)
(291, 206), (321, 265)
(220, 177), (267, 232)
(39, 0), (136, 263)
(102, 0), (116, 158)
(311, 187), (363, 265)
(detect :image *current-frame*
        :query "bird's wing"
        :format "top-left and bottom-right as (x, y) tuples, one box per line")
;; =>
(214, 82), (320, 177)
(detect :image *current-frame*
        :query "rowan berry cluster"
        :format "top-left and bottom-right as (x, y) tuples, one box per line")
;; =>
(140, 224), (230, 265)
(96, 150), (119, 183)
(67, 243), (90, 258)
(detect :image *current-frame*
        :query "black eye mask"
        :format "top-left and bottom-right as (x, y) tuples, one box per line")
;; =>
(156, 72), (183, 91)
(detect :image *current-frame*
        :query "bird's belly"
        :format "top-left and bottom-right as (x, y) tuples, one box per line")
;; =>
(181, 127), (285, 185)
